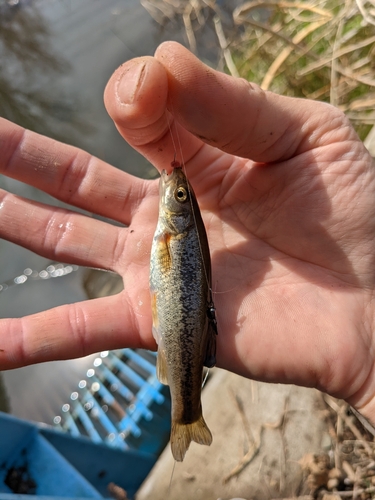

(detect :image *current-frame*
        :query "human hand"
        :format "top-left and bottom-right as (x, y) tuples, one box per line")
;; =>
(1, 42), (375, 423)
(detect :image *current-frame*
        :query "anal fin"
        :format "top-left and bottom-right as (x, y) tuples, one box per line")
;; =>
(156, 341), (169, 386)
(150, 291), (161, 345)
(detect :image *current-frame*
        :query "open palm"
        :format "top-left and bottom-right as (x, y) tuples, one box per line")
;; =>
(1, 42), (375, 421)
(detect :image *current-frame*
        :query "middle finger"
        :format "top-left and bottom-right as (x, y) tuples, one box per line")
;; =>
(0, 189), (125, 272)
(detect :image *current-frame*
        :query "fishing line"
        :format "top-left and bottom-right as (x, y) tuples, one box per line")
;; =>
(165, 109), (178, 164)
(209, 283), (241, 295)
(202, 368), (210, 388)
(167, 460), (177, 497)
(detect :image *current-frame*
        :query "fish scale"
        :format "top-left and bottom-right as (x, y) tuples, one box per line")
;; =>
(149, 165), (217, 461)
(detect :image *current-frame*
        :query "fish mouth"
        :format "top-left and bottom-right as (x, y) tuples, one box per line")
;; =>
(160, 170), (169, 199)
(160, 169), (169, 183)
(160, 166), (184, 189)
(161, 166), (184, 181)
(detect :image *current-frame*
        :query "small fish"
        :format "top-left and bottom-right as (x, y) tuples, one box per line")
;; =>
(150, 164), (217, 461)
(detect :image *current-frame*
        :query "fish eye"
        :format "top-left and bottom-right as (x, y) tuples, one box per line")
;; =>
(174, 186), (188, 203)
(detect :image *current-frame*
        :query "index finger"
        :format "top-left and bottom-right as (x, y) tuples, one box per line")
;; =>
(0, 118), (147, 225)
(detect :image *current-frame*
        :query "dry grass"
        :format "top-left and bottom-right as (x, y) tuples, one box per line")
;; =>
(141, 0), (375, 140)
(295, 395), (375, 499)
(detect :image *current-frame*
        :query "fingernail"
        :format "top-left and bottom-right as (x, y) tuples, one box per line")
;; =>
(116, 60), (146, 105)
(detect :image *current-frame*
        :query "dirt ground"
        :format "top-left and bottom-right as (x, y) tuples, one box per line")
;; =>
(136, 369), (331, 500)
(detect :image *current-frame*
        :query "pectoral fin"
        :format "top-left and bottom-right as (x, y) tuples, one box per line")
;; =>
(156, 339), (169, 385)
(155, 231), (172, 273)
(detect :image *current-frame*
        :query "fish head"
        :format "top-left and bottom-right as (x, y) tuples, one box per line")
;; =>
(159, 167), (195, 233)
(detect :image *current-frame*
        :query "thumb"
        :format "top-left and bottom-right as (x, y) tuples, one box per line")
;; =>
(155, 42), (357, 163)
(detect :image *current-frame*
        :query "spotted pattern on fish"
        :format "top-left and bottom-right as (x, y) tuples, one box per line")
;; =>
(149, 166), (217, 461)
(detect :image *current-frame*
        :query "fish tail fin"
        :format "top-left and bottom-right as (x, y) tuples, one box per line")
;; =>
(170, 415), (212, 462)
